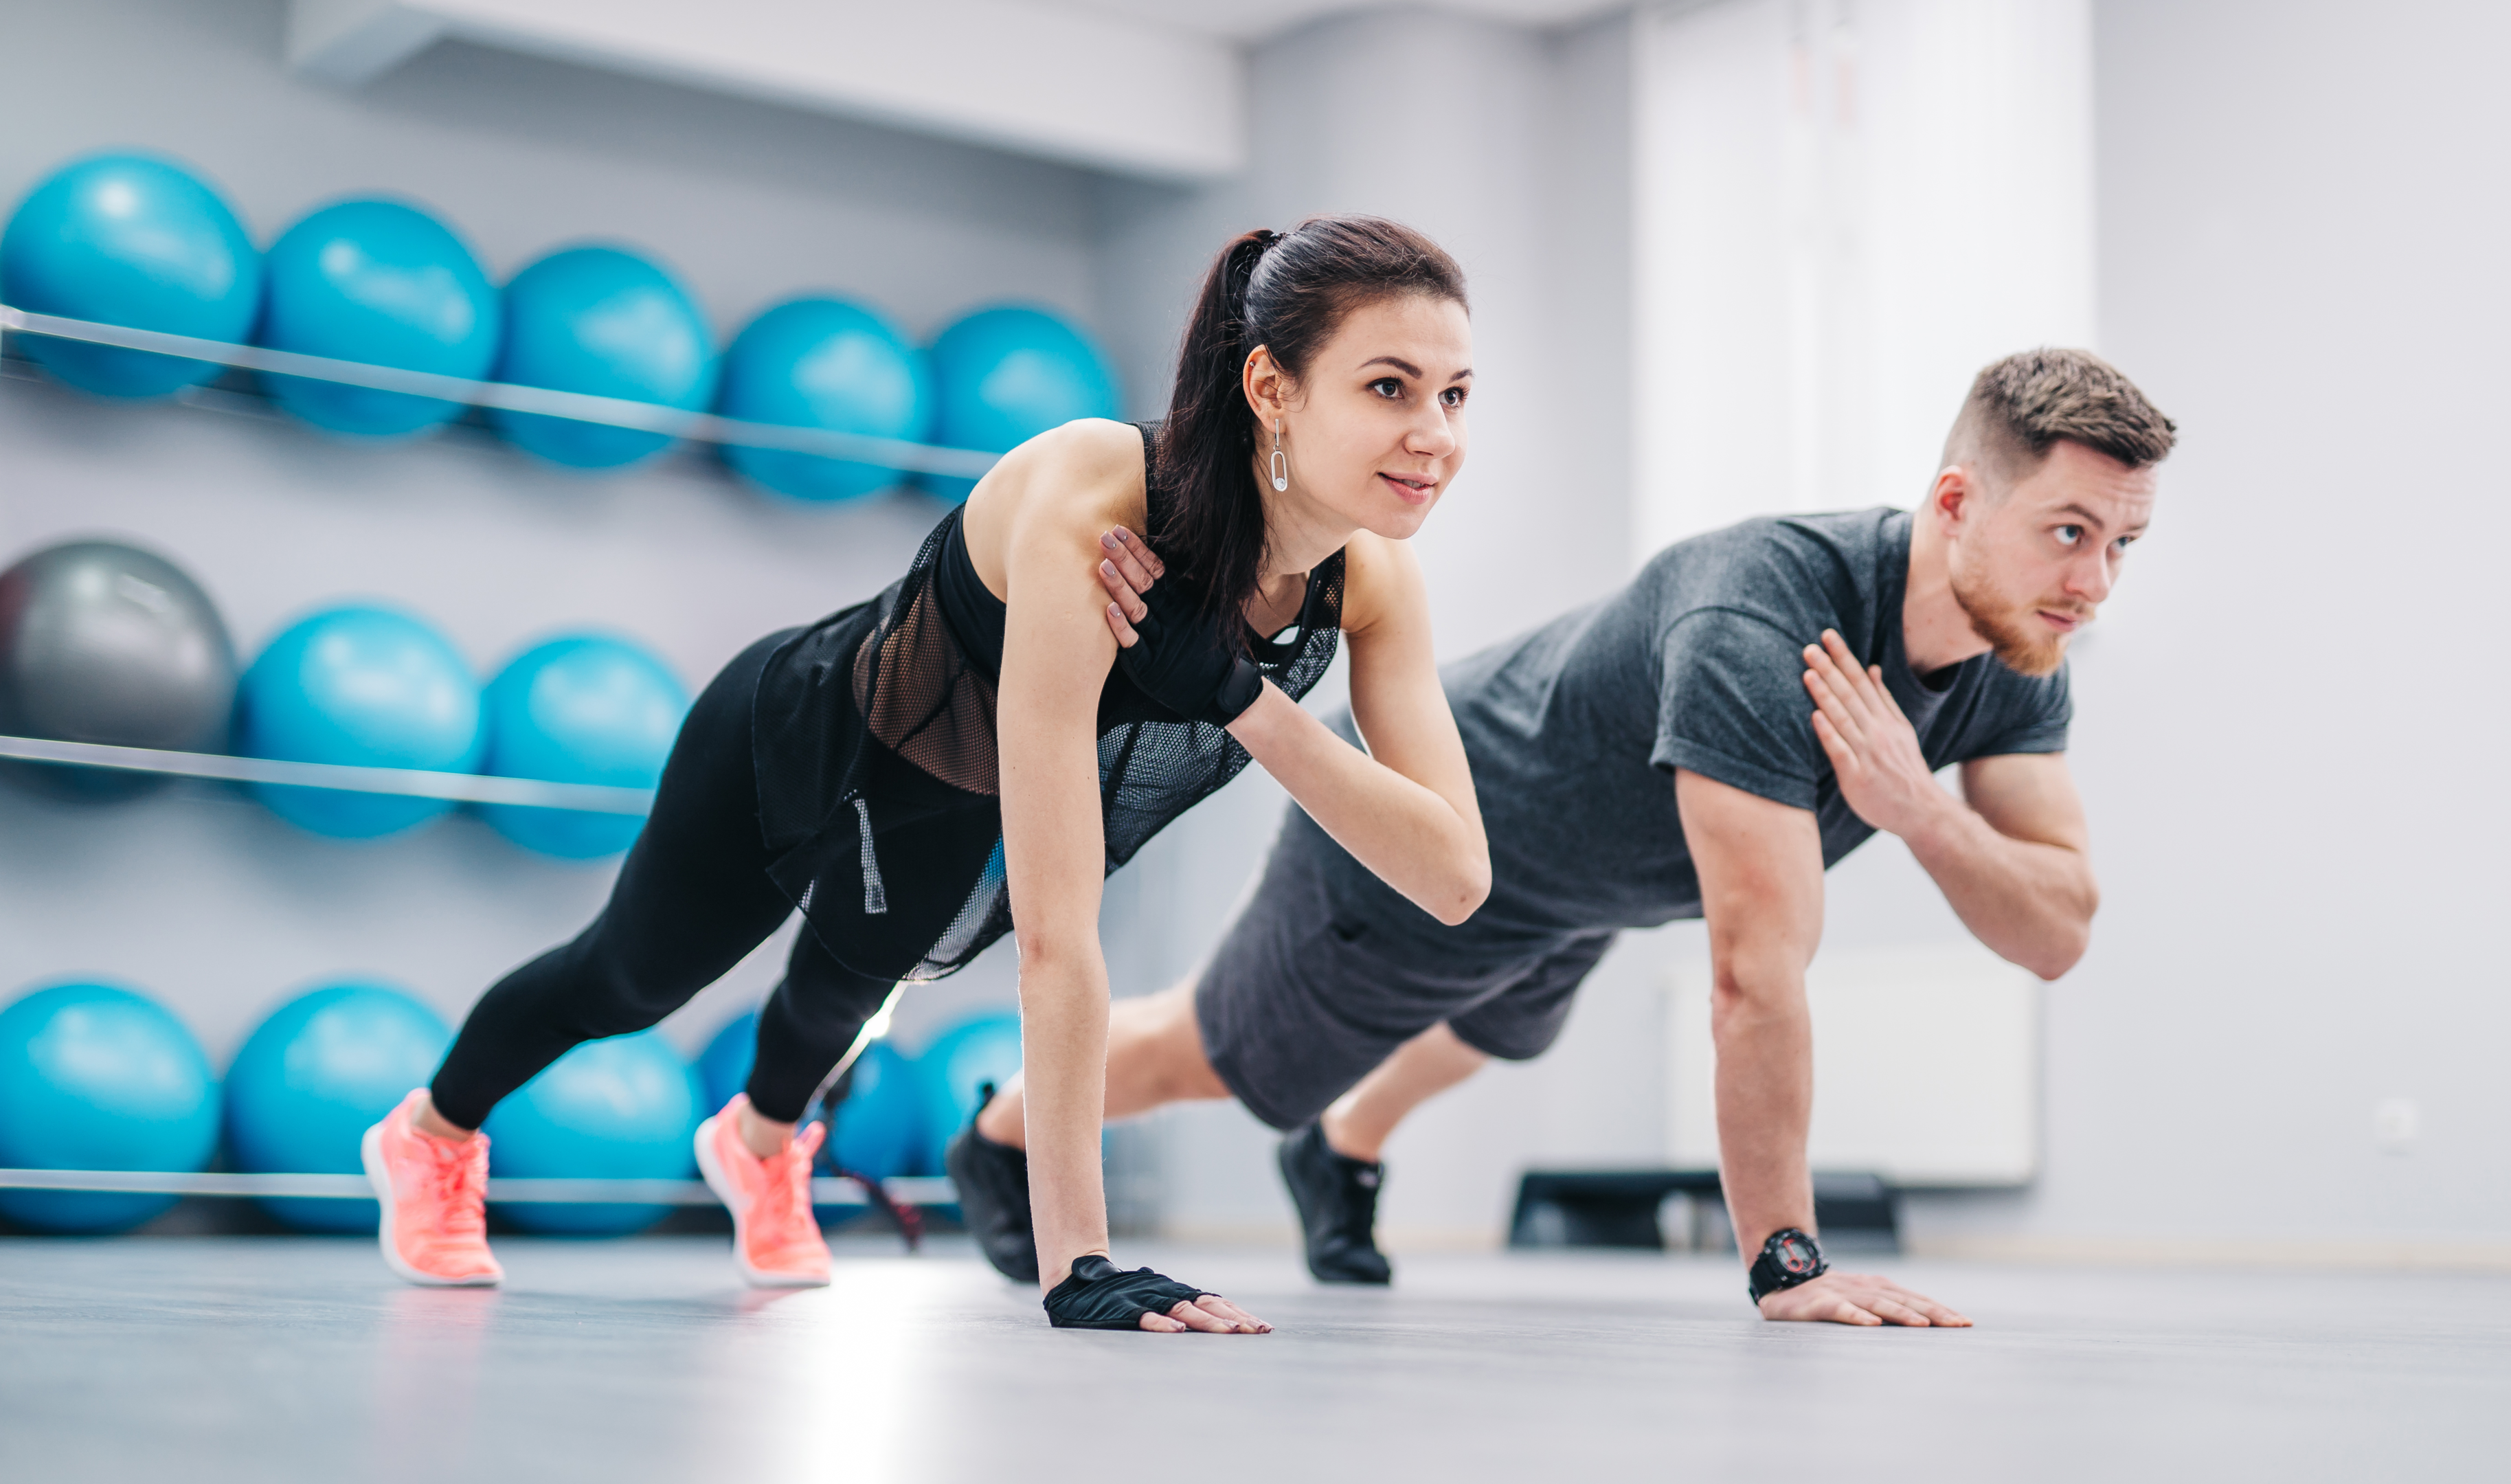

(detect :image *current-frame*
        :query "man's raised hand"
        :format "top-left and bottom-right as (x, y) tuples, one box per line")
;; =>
(1759, 1269), (1972, 1328)
(1801, 629), (1954, 842)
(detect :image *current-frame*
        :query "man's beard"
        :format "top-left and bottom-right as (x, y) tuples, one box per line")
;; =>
(1950, 563), (2075, 678)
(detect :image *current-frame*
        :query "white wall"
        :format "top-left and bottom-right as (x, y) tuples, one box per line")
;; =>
(1902, 0), (2511, 1258)
(1634, 0), (2095, 550)
(0, 0), (1115, 1066)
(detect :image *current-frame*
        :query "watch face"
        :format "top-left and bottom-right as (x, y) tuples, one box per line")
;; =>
(1775, 1233), (1821, 1276)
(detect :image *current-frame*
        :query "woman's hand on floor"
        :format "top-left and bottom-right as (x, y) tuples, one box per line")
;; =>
(1043, 1253), (1274, 1333)
(1142, 1294), (1273, 1334)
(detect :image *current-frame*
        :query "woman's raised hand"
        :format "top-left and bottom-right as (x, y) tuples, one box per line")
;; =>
(1096, 525), (1166, 647)
(1094, 526), (1265, 726)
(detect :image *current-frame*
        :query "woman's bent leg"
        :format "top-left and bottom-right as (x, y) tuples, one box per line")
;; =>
(745, 928), (900, 1125)
(428, 631), (796, 1131)
(698, 887), (878, 1290)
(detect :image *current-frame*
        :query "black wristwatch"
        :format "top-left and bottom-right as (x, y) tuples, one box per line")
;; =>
(1746, 1227), (1828, 1304)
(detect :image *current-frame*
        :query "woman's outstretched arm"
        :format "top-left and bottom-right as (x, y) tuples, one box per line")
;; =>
(987, 425), (1264, 1332)
(1101, 527), (1488, 925)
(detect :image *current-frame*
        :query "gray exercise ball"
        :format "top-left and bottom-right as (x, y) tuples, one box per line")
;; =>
(0, 540), (237, 800)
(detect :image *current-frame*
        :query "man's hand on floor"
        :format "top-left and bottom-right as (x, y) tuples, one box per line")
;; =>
(1757, 1269), (1973, 1327)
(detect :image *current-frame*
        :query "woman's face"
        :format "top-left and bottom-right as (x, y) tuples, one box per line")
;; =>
(1250, 293), (1473, 544)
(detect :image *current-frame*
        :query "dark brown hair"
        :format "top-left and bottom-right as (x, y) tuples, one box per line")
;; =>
(1153, 216), (1467, 624)
(1946, 348), (2178, 487)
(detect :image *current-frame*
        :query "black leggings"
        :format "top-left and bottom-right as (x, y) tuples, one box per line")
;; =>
(429, 629), (896, 1130)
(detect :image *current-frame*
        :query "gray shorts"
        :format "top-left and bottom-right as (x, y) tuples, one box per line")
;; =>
(1193, 813), (1616, 1132)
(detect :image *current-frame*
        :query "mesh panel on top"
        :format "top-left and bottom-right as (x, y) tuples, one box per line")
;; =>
(751, 438), (1347, 985)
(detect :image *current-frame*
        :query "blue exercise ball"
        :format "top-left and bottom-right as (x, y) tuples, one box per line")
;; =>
(476, 634), (687, 859)
(716, 297), (931, 503)
(489, 246), (715, 470)
(695, 1009), (757, 1115)
(832, 1040), (923, 1183)
(224, 982), (450, 1234)
(0, 982), (218, 1233)
(921, 306), (1118, 502)
(483, 1029), (699, 1236)
(0, 153), (260, 398)
(236, 605), (484, 840)
(256, 198), (499, 438)
(912, 1011), (1022, 1175)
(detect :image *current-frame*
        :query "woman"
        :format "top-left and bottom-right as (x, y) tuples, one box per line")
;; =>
(360, 216), (1489, 1334)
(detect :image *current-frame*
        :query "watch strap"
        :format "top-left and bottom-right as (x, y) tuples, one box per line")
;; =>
(1747, 1227), (1828, 1303)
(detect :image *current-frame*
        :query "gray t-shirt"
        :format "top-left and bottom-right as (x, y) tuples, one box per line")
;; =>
(1305, 507), (2072, 960)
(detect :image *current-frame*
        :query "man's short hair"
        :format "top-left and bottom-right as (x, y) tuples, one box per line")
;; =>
(1944, 348), (2177, 489)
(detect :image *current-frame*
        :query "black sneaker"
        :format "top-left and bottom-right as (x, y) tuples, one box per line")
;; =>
(1277, 1121), (1392, 1285)
(944, 1088), (1037, 1284)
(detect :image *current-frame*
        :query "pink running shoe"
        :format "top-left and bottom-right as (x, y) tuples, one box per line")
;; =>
(360, 1090), (502, 1288)
(695, 1096), (832, 1288)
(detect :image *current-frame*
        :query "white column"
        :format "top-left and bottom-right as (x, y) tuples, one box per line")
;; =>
(1632, 0), (2096, 556)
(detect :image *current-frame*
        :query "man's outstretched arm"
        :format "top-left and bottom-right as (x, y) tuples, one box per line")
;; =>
(1801, 629), (2097, 979)
(1675, 767), (1971, 1327)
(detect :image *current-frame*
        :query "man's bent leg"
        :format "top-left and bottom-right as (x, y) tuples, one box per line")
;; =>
(975, 983), (1228, 1150)
(1274, 1024), (1484, 1287)
(953, 985), (1228, 1283)
(1318, 1023), (1490, 1162)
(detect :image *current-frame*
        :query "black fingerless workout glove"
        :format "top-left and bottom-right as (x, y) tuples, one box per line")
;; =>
(1043, 1254), (1217, 1331)
(1114, 578), (1265, 726)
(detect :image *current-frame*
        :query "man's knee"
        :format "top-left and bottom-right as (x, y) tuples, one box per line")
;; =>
(1109, 984), (1230, 1106)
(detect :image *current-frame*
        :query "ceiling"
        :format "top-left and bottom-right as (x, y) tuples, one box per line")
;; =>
(288, 0), (1635, 182)
(1059, 0), (1631, 43)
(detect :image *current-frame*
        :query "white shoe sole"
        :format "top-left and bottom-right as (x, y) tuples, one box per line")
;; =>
(694, 1116), (831, 1290)
(361, 1123), (501, 1288)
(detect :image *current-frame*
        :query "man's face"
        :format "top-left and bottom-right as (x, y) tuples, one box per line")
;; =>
(1945, 440), (2158, 677)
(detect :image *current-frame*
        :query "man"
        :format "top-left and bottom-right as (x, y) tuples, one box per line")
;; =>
(954, 348), (2173, 1325)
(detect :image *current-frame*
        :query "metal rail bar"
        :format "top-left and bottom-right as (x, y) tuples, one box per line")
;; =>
(0, 304), (1004, 479)
(0, 1167), (958, 1206)
(0, 734), (657, 813)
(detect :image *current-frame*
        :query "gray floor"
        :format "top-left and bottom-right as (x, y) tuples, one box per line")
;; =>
(3, 1235), (2502, 1483)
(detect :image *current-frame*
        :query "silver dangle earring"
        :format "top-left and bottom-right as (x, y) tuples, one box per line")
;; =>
(1270, 420), (1289, 492)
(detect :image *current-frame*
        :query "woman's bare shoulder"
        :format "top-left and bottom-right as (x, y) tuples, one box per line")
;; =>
(987, 420), (1143, 517)
(962, 419), (1149, 590)
(1335, 528), (1426, 636)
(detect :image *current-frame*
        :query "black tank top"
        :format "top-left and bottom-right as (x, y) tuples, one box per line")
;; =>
(932, 515), (1006, 673)
(750, 422), (1348, 982)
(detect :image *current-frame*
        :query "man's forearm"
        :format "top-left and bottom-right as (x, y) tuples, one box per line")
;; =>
(1711, 958), (1816, 1259)
(1799, 636), (2097, 981)
(1674, 767), (1828, 1279)
(1901, 800), (2096, 978)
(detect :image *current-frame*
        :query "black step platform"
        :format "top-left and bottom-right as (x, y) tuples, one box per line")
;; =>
(1507, 1169), (1898, 1251)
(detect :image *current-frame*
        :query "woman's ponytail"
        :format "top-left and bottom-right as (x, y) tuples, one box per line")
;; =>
(1149, 229), (1278, 626)
(1151, 217), (1467, 631)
